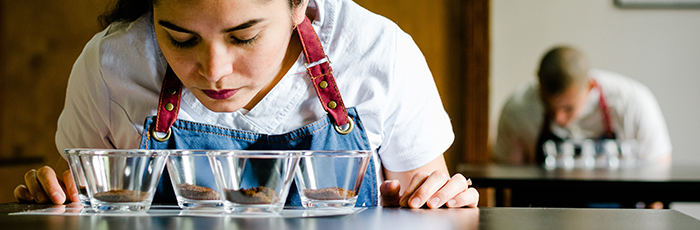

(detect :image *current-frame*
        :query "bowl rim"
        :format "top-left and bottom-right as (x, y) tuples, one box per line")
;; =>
(166, 150), (211, 157)
(64, 148), (169, 156)
(299, 150), (374, 158)
(206, 150), (302, 158)
(64, 149), (375, 157)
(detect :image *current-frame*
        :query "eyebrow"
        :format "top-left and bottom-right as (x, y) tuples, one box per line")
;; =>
(157, 19), (264, 34)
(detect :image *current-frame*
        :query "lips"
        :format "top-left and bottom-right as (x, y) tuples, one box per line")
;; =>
(202, 89), (238, 100)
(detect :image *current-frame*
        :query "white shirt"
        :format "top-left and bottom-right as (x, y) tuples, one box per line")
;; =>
(493, 69), (672, 165)
(55, 0), (454, 172)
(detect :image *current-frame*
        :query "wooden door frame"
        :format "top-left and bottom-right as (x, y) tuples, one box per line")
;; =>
(445, 0), (490, 172)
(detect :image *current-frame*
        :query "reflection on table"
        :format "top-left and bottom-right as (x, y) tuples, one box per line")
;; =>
(2, 203), (699, 230)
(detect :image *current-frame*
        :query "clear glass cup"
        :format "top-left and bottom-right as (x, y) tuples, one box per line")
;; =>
(65, 149), (90, 207)
(167, 150), (223, 210)
(74, 149), (169, 212)
(208, 150), (300, 214)
(294, 150), (372, 209)
(604, 140), (620, 168)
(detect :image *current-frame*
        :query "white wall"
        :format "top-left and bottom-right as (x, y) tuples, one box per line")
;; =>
(490, 0), (700, 165)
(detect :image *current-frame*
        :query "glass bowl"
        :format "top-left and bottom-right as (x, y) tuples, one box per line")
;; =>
(294, 150), (372, 209)
(65, 149), (91, 207)
(73, 149), (169, 212)
(207, 150), (300, 214)
(167, 150), (223, 210)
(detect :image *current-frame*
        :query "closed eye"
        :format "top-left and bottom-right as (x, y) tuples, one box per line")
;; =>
(170, 37), (198, 49)
(231, 35), (258, 46)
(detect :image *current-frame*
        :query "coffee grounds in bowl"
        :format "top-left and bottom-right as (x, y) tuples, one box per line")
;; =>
(177, 183), (220, 200)
(304, 187), (356, 200)
(78, 186), (88, 195)
(225, 186), (280, 204)
(94, 189), (148, 202)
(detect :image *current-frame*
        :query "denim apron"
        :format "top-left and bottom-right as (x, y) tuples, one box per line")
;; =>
(138, 18), (378, 207)
(536, 80), (617, 163)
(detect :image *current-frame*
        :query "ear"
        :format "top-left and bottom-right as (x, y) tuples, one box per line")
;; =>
(292, 0), (310, 26)
(586, 77), (595, 92)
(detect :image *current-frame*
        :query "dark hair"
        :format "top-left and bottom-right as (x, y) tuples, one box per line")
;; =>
(99, 0), (303, 29)
(537, 46), (589, 97)
(99, 0), (153, 29)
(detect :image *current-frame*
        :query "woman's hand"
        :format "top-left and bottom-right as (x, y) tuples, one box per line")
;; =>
(380, 155), (479, 208)
(381, 171), (478, 208)
(13, 166), (79, 204)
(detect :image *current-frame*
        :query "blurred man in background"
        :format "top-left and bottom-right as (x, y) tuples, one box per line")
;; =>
(492, 46), (671, 166)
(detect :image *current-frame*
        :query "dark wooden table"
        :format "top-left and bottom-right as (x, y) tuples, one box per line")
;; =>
(1, 203), (699, 230)
(459, 163), (700, 208)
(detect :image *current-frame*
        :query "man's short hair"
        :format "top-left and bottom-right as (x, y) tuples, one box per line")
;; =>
(537, 46), (590, 96)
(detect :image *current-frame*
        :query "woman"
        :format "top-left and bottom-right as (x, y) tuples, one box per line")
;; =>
(14, 0), (478, 208)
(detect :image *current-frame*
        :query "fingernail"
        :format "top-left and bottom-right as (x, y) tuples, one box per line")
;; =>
(389, 180), (398, 186)
(410, 197), (421, 208)
(467, 178), (473, 186)
(52, 192), (64, 203)
(448, 199), (457, 207)
(429, 197), (440, 208)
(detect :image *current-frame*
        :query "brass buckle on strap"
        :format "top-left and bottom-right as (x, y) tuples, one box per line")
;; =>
(304, 55), (332, 70)
(150, 125), (172, 142)
(334, 117), (354, 135)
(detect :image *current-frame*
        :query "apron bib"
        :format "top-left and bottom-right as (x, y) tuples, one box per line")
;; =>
(138, 18), (378, 207)
(536, 80), (616, 163)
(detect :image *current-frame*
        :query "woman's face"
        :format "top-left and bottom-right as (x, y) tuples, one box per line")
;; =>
(153, 0), (305, 112)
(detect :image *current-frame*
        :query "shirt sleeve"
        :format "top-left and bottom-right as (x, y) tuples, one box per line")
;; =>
(492, 83), (545, 165)
(626, 83), (672, 164)
(493, 96), (527, 165)
(376, 29), (455, 172)
(55, 30), (115, 158)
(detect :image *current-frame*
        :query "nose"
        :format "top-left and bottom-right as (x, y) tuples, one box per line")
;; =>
(198, 42), (233, 82)
(554, 110), (570, 127)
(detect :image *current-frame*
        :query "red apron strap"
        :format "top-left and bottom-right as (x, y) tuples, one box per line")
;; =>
(154, 67), (182, 133)
(296, 17), (350, 126)
(593, 80), (615, 138)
